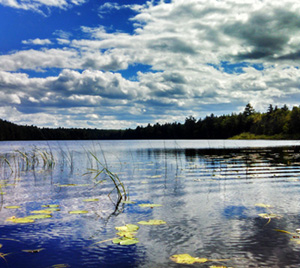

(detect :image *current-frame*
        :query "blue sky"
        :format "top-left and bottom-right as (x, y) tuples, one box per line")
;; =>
(0, 0), (300, 129)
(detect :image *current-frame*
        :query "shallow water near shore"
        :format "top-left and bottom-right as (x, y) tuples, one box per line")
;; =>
(1, 139), (300, 267)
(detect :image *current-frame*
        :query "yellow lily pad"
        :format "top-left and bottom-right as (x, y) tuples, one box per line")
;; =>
(119, 239), (139, 245)
(121, 200), (136, 204)
(4, 206), (21, 209)
(138, 219), (166, 225)
(255, 203), (272, 208)
(258, 213), (281, 219)
(116, 232), (137, 239)
(22, 248), (44, 253)
(51, 264), (70, 268)
(68, 210), (88, 214)
(170, 254), (208, 264)
(24, 214), (52, 220)
(83, 198), (99, 202)
(115, 224), (139, 232)
(6, 217), (35, 223)
(139, 204), (162, 208)
(30, 210), (52, 214)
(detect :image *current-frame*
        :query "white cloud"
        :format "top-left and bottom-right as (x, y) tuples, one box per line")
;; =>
(1, 0), (300, 128)
(0, 0), (87, 12)
(22, 38), (52, 45)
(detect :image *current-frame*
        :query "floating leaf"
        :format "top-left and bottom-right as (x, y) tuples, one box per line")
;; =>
(68, 210), (88, 214)
(115, 224), (139, 232)
(83, 198), (99, 202)
(112, 238), (123, 244)
(149, 175), (162, 178)
(258, 213), (281, 219)
(4, 206), (20, 209)
(170, 254), (208, 264)
(24, 214), (52, 220)
(0, 244), (2, 249)
(291, 239), (300, 244)
(116, 232), (137, 239)
(42, 204), (59, 208)
(139, 204), (162, 208)
(119, 239), (139, 245)
(255, 203), (272, 208)
(30, 210), (52, 214)
(121, 200), (136, 204)
(138, 219), (166, 225)
(22, 248), (44, 253)
(52, 264), (70, 268)
(6, 217), (35, 223)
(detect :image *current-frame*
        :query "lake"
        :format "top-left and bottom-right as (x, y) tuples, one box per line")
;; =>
(1, 139), (300, 268)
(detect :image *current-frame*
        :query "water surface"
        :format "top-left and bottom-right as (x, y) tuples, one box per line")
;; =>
(0, 140), (300, 267)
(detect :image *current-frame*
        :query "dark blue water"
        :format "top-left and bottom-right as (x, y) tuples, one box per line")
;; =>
(0, 140), (300, 267)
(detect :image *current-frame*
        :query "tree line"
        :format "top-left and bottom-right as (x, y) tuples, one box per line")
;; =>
(0, 103), (300, 141)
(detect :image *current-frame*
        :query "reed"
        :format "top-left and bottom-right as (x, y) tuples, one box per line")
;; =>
(85, 152), (127, 204)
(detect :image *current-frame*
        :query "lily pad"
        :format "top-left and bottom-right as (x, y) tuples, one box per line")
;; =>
(258, 213), (281, 219)
(119, 239), (139, 245)
(52, 265), (70, 268)
(83, 198), (99, 202)
(170, 254), (208, 264)
(116, 231), (137, 239)
(115, 224), (139, 232)
(139, 204), (162, 208)
(6, 217), (35, 223)
(24, 214), (52, 220)
(22, 248), (44, 253)
(138, 219), (166, 225)
(255, 203), (272, 208)
(68, 210), (88, 214)
(30, 210), (52, 214)
(4, 206), (21, 209)
(121, 200), (136, 204)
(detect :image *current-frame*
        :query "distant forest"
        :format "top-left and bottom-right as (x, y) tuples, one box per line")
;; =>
(1, 103), (300, 141)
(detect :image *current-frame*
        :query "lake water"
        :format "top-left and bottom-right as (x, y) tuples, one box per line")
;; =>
(1, 139), (300, 268)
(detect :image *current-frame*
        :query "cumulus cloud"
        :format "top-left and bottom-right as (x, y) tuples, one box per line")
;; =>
(0, 0), (87, 12)
(22, 38), (52, 45)
(1, 0), (300, 128)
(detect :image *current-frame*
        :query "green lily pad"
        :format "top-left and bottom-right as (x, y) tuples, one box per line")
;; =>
(255, 203), (272, 208)
(68, 210), (88, 214)
(139, 204), (162, 208)
(170, 254), (208, 264)
(116, 231), (137, 239)
(30, 210), (52, 214)
(121, 200), (136, 204)
(24, 214), (52, 220)
(138, 219), (166, 225)
(83, 198), (99, 202)
(119, 239), (139, 245)
(115, 224), (139, 232)
(258, 213), (281, 219)
(6, 217), (35, 223)
(112, 238), (123, 244)
(4, 206), (21, 209)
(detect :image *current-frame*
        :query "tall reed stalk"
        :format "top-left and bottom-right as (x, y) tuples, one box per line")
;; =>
(86, 152), (127, 205)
